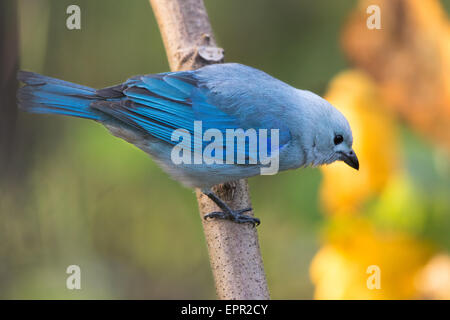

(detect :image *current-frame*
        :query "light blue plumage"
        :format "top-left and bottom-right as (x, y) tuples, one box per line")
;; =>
(17, 63), (358, 225)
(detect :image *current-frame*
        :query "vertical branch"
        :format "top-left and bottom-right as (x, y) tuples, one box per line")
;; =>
(0, 0), (19, 180)
(149, 0), (269, 299)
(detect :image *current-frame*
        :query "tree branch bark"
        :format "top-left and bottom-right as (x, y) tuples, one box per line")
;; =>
(149, 0), (269, 299)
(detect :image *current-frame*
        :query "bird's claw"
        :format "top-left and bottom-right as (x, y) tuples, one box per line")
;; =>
(204, 207), (260, 227)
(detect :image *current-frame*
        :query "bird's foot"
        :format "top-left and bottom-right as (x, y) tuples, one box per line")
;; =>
(204, 207), (260, 227)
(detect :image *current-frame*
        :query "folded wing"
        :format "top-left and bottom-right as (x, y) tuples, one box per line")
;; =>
(92, 71), (291, 163)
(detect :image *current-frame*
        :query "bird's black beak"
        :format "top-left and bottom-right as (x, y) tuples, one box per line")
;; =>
(339, 149), (359, 170)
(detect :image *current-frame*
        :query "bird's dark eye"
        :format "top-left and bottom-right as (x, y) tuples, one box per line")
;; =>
(334, 134), (343, 145)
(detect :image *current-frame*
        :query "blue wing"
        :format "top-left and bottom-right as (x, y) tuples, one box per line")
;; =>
(93, 71), (291, 161)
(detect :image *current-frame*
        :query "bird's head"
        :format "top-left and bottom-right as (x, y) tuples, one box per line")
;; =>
(301, 92), (359, 170)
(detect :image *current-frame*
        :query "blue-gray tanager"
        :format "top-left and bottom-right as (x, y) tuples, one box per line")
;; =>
(17, 63), (358, 226)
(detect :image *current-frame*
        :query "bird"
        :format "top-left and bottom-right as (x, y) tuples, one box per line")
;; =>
(17, 63), (359, 226)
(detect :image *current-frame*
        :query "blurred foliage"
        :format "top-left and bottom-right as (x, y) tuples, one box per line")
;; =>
(312, 0), (450, 299)
(416, 254), (450, 299)
(310, 217), (434, 299)
(342, 0), (450, 151)
(0, 0), (449, 299)
(312, 67), (450, 299)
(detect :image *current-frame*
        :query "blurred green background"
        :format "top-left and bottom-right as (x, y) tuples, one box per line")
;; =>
(0, 0), (449, 299)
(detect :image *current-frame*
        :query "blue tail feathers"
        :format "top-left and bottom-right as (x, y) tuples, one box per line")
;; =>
(17, 71), (103, 120)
